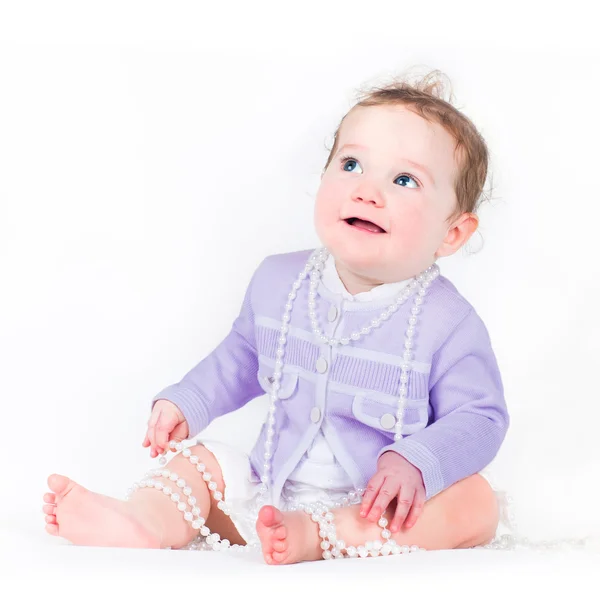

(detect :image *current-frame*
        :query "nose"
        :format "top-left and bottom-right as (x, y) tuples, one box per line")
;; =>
(351, 181), (385, 207)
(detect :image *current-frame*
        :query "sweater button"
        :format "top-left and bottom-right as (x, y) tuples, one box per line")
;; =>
(316, 357), (328, 373)
(310, 407), (321, 423)
(380, 414), (396, 430)
(327, 305), (338, 322)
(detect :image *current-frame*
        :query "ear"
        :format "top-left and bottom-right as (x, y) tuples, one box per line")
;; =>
(434, 212), (479, 259)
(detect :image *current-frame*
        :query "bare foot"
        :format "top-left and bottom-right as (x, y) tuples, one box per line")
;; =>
(42, 474), (162, 548)
(256, 504), (322, 564)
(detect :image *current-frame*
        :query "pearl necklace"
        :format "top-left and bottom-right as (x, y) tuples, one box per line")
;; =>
(127, 247), (440, 558)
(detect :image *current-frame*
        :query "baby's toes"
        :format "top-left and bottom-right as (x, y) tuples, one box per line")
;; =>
(45, 523), (59, 536)
(44, 493), (56, 504)
(272, 549), (290, 563)
(43, 504), (56, 516)
(272, 538), (287, 553)
(45, 515), (57, 525)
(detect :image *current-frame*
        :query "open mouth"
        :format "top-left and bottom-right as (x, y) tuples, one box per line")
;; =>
(344, 217), (386, 234)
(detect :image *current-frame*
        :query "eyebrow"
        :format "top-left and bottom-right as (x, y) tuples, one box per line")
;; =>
(336, 143), (436, 186)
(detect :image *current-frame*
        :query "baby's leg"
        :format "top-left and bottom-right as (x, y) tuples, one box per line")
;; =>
(257, 473), (498, 564)
(43, 444), (245, 549)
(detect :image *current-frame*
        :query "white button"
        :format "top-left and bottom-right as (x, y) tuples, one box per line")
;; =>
(327, 305), (338, 322)
(310, 407), (321, 423)
(380, 413), (396, 430)
(316, 357), (328, 373)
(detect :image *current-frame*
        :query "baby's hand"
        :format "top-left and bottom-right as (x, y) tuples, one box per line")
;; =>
(360, 451), (426, 533)
(142, 399), (189, 458)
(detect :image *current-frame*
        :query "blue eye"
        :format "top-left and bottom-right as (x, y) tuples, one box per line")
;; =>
(340, 155), (419, 188)
(341, 156), (362, 173)
(394, 174), (419, 189)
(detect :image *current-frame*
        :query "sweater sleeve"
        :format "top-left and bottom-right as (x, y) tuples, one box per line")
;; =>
(150, 259), (265, 438)
(377, 308), (510, 500)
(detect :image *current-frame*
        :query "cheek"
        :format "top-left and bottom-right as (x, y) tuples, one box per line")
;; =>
(314, 180), (343, 226)
(391, 207), (434, 247)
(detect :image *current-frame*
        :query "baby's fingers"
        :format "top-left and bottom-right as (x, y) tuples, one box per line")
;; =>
(360, 473), (384, 518)
(404, 487), (425, 530)
(366, 478), (399, 523)
(153, 417), (173, 455)
(390, 486), (416, 532)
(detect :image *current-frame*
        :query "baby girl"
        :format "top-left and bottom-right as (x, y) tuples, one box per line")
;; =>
(42, 69), (510, 564)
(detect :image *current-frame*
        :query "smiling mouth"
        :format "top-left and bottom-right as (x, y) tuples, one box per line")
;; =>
(344, 217), (386, 234)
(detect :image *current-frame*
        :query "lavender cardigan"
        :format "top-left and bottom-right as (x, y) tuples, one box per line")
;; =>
(152, 249), (510, 506)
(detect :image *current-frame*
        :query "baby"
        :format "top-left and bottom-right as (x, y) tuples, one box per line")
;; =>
(42, 69), (510, 564)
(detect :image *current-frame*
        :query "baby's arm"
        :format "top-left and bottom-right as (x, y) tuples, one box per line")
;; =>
(377, 308), (510, 501)
(150, 258), (266, 439)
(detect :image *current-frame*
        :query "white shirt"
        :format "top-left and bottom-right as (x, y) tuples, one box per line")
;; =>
(285, 253), (413, 491)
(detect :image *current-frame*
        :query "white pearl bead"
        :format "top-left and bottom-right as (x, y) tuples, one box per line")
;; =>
(189, 455), (198, 464)
(169, 473), (178, 481)
(184, 512), (193, 521)
(202, 473), (211, 481)
(177, 502), (186, 511)
(200, 526), (210, 536)
(378, 517), (388, 527)
(192, 507), (201, 516)
(208, 481), (217, 491)
(182, 448), (191, 457)
(162, 486), (172, 495)
(188, 496), (197, 505)
(175, 443), (183, 452)
(176, 478), (185, 488)
(171, 493), (180, 502)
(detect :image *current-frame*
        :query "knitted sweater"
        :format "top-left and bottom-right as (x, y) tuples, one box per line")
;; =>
(152, 248), (510, 506)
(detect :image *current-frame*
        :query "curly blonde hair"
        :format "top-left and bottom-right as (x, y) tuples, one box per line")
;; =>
(323, 68), (492, 224)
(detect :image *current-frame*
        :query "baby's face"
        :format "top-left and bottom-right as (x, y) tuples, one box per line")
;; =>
(314, 105), (464, 285)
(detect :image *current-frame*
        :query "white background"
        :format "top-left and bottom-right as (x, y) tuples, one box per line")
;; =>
(1, 0), (599, 594)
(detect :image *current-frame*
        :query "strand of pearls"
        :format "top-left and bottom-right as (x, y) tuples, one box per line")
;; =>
(301, 501), (423, 559)
(127, 441), (255, 553)
(128, 247), (439, 558)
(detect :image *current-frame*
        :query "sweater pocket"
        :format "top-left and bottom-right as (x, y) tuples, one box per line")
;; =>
(351, 392), (429, 436)
(257, 360), (299, 399)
